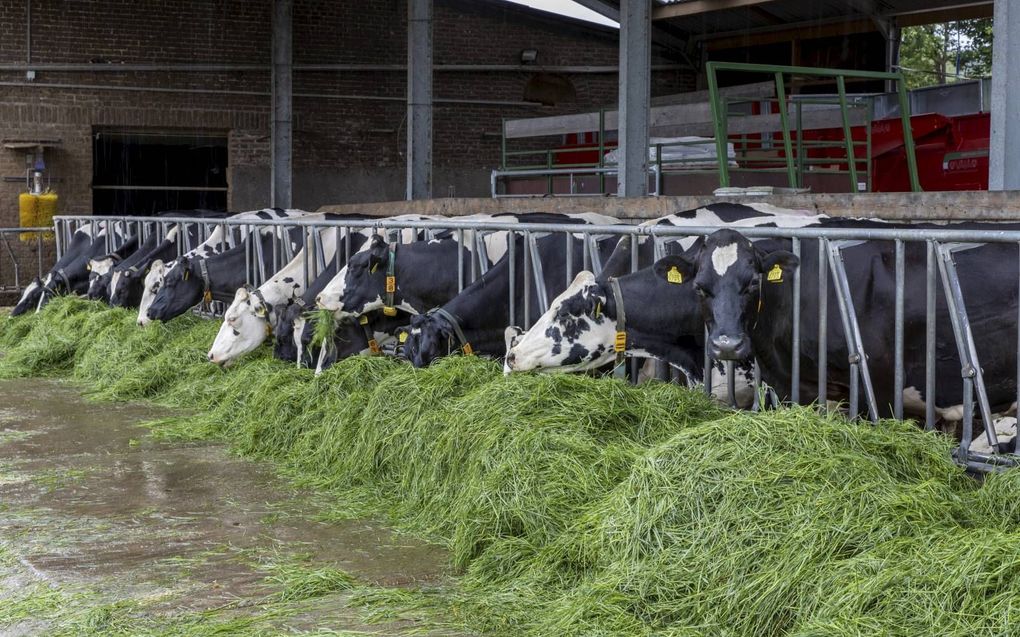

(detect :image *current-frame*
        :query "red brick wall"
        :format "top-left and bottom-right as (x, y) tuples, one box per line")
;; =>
(0, 0), (692, 237)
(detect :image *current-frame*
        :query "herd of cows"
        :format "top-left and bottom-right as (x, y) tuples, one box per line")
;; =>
(9, 203), (1020, 455)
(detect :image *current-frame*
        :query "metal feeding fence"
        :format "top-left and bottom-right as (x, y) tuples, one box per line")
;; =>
(0, 227), (51, 294)
(52, 214), (1020, 472)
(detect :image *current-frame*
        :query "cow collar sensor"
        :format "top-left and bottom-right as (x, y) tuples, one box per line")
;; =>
(383, 244), (398, 317)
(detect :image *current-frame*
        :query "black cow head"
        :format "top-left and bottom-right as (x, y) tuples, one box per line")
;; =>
(657, 229), (798, 361)
(324, 235), (390, 317)
(273, 304), (304, 363)
(404, 311), (457, 368)
(146, 256), (203, 322)
(109, 268), (145, 308)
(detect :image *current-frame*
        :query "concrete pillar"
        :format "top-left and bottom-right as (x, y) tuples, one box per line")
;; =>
(271, 0), (293, 208)
(617, 0), (651, 197)
(406, 0), (433, 200)
(990, 0), (1020, 191)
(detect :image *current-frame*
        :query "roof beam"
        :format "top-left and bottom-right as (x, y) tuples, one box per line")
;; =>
(570, 0), (619, 21)
(653, 0), (779, 20)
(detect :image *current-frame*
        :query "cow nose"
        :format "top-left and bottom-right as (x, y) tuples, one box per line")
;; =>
(506, 352), (516, 369)
(208, 353), (215, 362)
(711, 334), (745, 360)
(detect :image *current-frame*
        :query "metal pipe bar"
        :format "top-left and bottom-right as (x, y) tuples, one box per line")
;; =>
(791, 237), (801, 404)
(0, 62), (687, 73)
(58, 215), (1020, 244)
(528, 233), (549, 315)
(817, 240), (828, 410)
(457, 228), (465, 292)
(565, 234), (574, 285)
(894, 239), (905, 419)
(523, 231), (532, 329)
(703, 326), (712, 398)
(508, 233), (517, 326)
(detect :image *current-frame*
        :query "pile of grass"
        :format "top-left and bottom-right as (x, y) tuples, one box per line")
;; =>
(6, 298), (1020, 636)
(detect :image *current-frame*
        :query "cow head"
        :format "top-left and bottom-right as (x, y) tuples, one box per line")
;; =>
(109, 268), (144, 308)
(504, 271), (616, 374)
(146, 257), (203, 322)
(273, 303), (303, 363)
(403, 311), (458, 368)
(10, 278), (43, 317)
(208, 287), (272, 366)
(317, 235), (389, 317)
(661, 229), (797, 361)
(86, 256), (116, 301)
(137, 260), (168, 326)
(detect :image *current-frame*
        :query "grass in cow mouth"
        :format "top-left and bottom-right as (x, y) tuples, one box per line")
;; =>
(309, 308), (335, 348)
(6, 297), (1020, 636)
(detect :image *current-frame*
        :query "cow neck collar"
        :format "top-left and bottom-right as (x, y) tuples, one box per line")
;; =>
(607, 277), (628, 373)
(357, 312), (382, 355)
(245, 284), (275, 333)
(198, 258), (213, 309)
(44, 268), (71, 295)
(430, 307), (474, 357)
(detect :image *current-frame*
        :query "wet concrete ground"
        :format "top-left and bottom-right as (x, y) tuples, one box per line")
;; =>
(0, 378), (463, 635)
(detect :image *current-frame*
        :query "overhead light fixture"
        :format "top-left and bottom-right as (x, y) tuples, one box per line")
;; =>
(521, 49), (538, 64)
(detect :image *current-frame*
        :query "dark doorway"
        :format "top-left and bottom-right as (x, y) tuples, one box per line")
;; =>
(92, 131), (228, 215)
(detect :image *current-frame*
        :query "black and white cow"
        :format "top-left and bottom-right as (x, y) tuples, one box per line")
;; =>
(11, 224), (100, 316)
(146, 224), (301, 323)
(136, 208), (309, 326)
(403, 230), (619, 368)
(313, 310), (414, 373)
(659, 223), (1020, 426)
(36, 222), (137, 311)
(207, 213), (380, 365)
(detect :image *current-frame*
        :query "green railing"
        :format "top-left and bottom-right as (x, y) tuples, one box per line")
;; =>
(705, 61), (921, 193)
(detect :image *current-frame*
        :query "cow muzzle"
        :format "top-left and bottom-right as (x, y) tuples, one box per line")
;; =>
(711, 334), (748, 361)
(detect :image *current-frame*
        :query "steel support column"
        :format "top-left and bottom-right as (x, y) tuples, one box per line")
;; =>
(271, 0), (293, 208)
(617, 0), (651, 198)
(407, 0), (433, 200)
(990, 0), (1020, 190)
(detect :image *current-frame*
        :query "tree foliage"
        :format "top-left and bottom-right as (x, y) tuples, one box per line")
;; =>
(898, 18), (993, 89)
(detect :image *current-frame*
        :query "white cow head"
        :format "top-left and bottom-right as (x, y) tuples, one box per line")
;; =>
(207, 287), (271, 366)
(504, 271), (617, 374)
(137, 260), (168, 327)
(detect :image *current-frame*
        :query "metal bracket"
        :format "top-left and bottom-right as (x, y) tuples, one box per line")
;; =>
(824, 238), (879, 422)
(935, 241), (998, 462)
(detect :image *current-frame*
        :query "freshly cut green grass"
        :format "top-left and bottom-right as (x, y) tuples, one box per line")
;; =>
(4, 297), (1020, 636)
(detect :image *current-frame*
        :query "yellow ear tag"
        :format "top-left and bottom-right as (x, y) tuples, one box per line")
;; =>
(370, 264), (378, 274)
(594, 302), (602, 318)
(255, 305), (267, 318)
(385, 276), (396, 293)
(382, 306), (398, 317)
(767, 264), (784, 283)
(614, 331), (627, 353)
(462, 343), (474, 356)
(265, 323), (273, 337)
(203, 290), (212, 304)
(367, 338), (381, 354)
(86, 263), (92, 271)
(359, 315), (370, 325)
(183, 270), (190, 281)
(667, 266), (683, 284)
(398, 331), (408, 343)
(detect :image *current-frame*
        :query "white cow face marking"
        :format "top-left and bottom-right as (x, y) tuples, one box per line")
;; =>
(137, 260), (168, 326)
(711, 243), (738, 276)
(506, 271), (616, 374)
(208, 287), (270, 365)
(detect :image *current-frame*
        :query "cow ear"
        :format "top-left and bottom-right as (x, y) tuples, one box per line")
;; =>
(368, 236), (388, 269)
(653, 255), (695, 285)
(504, 325), (524, 351)
(759, 251), (799, 282)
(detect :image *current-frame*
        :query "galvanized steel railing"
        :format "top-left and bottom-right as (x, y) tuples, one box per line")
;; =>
(0, 228), (50, 294)
(52, 214), (1020, 471)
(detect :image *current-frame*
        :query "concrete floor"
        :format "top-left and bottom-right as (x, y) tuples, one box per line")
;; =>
(0, 378), (463, 635)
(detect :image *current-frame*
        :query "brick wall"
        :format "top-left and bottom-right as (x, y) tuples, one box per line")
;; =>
(0, 0), (692, 272)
